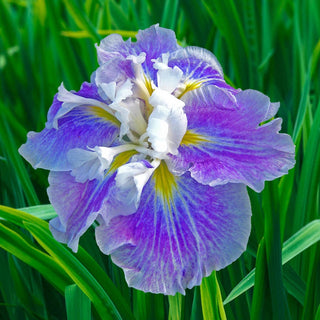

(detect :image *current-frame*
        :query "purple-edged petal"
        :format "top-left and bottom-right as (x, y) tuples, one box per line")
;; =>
(96, 34), (132, 65)
(47, 82), (107, 127)
(19, 85), (119, 171)
(171, 88), (295, 192)
(96, 25), (180, 82)
(96, 164), (251, 295)
(48, 171), (115, 252)
(168, 47), (239, 96)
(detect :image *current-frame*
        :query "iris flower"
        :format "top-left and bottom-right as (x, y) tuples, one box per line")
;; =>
(19, 25), (295, 295)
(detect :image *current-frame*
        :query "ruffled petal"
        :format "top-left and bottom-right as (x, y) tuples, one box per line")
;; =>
(19, 84), (119, 171)
(96, 164), (251, 295)
(168, 47), (238, 96)
(171, 88), (295, 192)
(48, 171), (115, 252)
(114, 159), (158, 216)
(96, 25), (180, 83)
(148, 89), (187, 155)
(67, 145), (133, 183)
(96, 34), (132, 65)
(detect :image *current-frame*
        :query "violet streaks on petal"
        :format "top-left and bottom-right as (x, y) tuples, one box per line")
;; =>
(19, 24), (295, 296)
(172, 89), (295, 192)
(96, 170), (251, 295)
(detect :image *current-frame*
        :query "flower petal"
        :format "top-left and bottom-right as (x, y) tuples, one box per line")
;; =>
(19, 85), (119, 171)
(67, 145), (134, 183)
(96, 162), (251, 295)
(48, 171), (115, 252)
(168, 47), (238, 95)
(148, 89), (187, 155)
(171, 88), (295, 192)
(114, 160), (158, 216)
(96, 25), (179, 83)
(96, 34), (132, 65)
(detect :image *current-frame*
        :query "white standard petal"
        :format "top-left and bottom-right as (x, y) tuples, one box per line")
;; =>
(127, 52), (146, 65)
(148, 89), (187, 155)
(53, 83), (111, 129)
(115, 160), (160, 214)
(111, 98), (147, 141)
(153, 54), (183, 93)
(99, 79), (133, 105)
(67, 145), (134, 183)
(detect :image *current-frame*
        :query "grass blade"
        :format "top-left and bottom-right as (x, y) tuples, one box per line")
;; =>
(65, 284), (91, 320)
(200, 272), (226, 320)
(24, 221), (122, 320)
(224, 220), (320, 304)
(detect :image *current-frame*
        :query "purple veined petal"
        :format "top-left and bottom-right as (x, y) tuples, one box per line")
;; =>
(96, 25), (180, 83)
(96, 34), (132, 65)
(168, 46), (239, 97)
(96, 164), (251, 295)
(264, 102), (280, 121)
(171, 88), (295, 192)
(49, 148), (140, 252)
(134, 25), (180, 81)
(19, 88), (120, 171)
(48, 171), (116, 252)
(46, 82), (104, 126)
(94, 56), (135, 90)
(180, 83), (238, 110)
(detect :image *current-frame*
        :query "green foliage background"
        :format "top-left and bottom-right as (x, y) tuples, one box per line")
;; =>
(0, 0), (319, 319)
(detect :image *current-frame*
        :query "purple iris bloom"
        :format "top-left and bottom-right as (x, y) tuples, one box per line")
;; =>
(19, 25), (295, 295)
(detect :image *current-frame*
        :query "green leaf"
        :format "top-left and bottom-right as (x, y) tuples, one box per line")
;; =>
(19, 204), (57, 220)
(0, 221), (71, 292)
(315, 304), (320, 320)
(65, 284), (91, 320)
(283, 265), (306, 305)
(61, 0), (100, 42)
(200, 271), (226, 320)
(0, 205), (48, 229)
(168, 293), (184, 320)
(250, 238), (271, 319)
(224, 220), (320, 305)
(23, 221), (122, 320)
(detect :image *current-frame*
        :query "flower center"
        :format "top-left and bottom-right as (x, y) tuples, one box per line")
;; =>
(98, 52), (188, 161)
(68, 52), (188, 187)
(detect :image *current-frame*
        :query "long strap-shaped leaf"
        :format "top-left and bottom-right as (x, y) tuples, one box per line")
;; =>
(24, 221), (121, 320)
(224, 220), (320, 305)
(0, 205), (135, 320)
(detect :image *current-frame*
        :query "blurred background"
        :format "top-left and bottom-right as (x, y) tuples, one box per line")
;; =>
(0, 0), (319, 319)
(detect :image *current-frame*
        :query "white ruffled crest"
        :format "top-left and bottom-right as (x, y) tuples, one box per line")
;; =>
(67, 145), (134, 183)
(115, 160), (160, 214)
(99, 79), (133, 105)
(114, 99), (147, 140)
(152, 54), (183, 93)
(99, 79), (147, 140)
(148, 88), (187, 155)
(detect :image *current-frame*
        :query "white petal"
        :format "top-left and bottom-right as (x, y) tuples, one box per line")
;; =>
(157, 66), (183, 93)
(53, 83), (111, 129)
(114, 79), (133, 103)
(111, 98), (147, 140)
(149, 88), (185, 109)
(115, 160), (160, 214)
(152, 53), (170, 70)
(99, 79), (133, 104)
(127, 52), (146, 65)
(67, 145), (134, 182)
(148, 89), (187, 155)
(99, 82), (116, 101)
(147, 116), (169, 153)
(152, 54), (183, 93)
